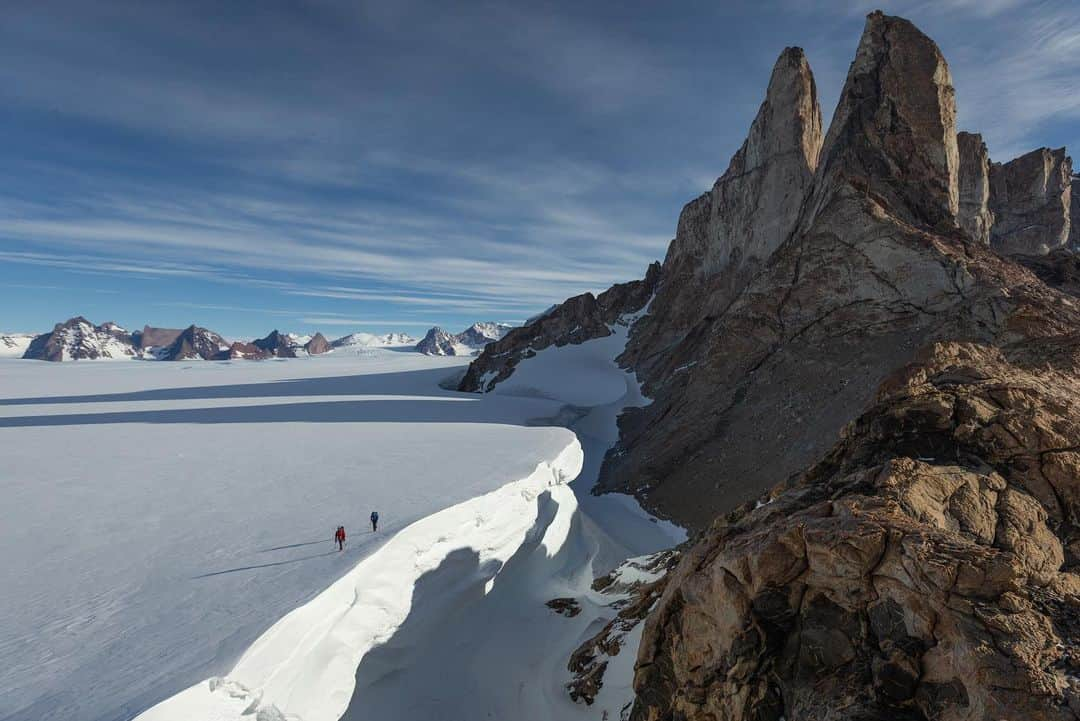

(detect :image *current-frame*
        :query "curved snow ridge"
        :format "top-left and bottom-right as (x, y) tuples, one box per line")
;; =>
(134, 438), (584, 721)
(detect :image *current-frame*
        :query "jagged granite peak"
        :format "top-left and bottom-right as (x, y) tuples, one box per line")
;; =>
(304, 332), (331, 355)
(160, 325), (229, 361)
(252, 329), (297, 358)
(804, 11), (959, 234)
(624, 14), (1080, 721)
(989, 146), (1073, 255)
(459, 263), (660, 392)
(602, 9), (1050, 528)
(133, 325), (184, 351)
(957, 131), (994, 244)
(673, 46), (822, 279)
(621, 48), (822, 373)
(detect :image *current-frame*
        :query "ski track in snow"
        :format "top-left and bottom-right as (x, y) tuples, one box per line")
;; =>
(2, 318), (685, 721)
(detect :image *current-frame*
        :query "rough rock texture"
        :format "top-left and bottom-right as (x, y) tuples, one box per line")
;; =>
(160, 325), (230, 361)
(622, 48), (823, 375)
(459, 263), (660, 392)
(133, 325), (183, 350)
(600, 10), (995, 528)
(632, 342), (1080, 721)
(565, 551), (680, 706)
(304, 332), (331, 355)
(252, 330), (297, 358)
(957, 131), (993, 245)
(989, 147), (1073, 255)
(1015, 250), (1080, 299)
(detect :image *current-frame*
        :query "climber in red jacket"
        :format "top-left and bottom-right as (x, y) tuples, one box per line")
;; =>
(334, 525), (346, 551)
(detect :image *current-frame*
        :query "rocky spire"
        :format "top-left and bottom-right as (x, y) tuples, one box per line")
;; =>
(989, 146), (1072, 255)
(956, 131), (993, 244)
(805, 11), (959, 233)
(620, 46), (822, 373)
(668, 46), (822, 279)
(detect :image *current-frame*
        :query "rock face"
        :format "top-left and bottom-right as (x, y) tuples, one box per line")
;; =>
(622, 48), (822, 373)
(133, 325), (183, 351)
(252, 330), (297, 358)
(159, 325), (230, 361)
(304, 332), (331, 355)
(459, 263), (660, 392)
(599, 10), (991, 528)
(989, 147), (1073, 255)
(633, 342), (1080, 721)
(23, 317), (137, 361)
(957, 131), (993, 244)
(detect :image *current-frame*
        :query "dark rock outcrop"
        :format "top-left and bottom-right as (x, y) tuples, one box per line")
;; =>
(599, 10), (995, 528)
(252, 330), (296, 358)
(633, 341), (1080, 721)
(957, 131), (993, 244)
(133, 325), (183, 351)
(459, 263), (660, 392)
(304, 332), (331, 355)
(159, 325), (229, 361)
(989, 147), (1073, 255)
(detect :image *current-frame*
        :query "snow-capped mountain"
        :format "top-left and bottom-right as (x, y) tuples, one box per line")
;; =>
(22, 317), (139, 361)
(415, 322), (513, 356)
(331, 332), (416, 349)
(0, 333), (36, 358)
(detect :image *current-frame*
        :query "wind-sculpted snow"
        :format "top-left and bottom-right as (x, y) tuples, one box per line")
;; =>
(136, 441), (586, 721)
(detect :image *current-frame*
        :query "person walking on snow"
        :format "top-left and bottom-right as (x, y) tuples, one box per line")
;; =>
(335, 525), (346, 551)
(370, 511), (379, 533)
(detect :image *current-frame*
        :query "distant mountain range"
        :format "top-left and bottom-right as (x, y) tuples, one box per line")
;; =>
(415, 322), (513, 356)
(1, 317), (511, 361)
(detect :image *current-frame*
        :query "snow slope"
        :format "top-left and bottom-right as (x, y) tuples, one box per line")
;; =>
(0, 333), (35, 358)
(0, 352), (576, 721)
(135, 305), (684, 721)
(3, 305), (684, 721)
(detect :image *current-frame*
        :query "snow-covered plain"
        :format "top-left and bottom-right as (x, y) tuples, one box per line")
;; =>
(1, 315), (684, 721)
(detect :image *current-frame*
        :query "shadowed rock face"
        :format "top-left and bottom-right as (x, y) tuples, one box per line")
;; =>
(957, 131), (993, 245)
(304, 332), (331, 355)
(621, 47), (822, 377)
(600, 11), (1026, 529)
(458, 263), (660, 392)
(989, 147), (1073, 255)
(633, 342), (1080, 721)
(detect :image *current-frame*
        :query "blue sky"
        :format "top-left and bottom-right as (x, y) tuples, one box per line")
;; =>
(2, 0), (1078, 340)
